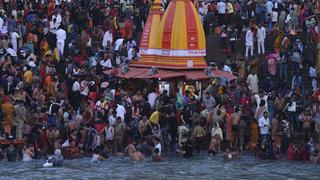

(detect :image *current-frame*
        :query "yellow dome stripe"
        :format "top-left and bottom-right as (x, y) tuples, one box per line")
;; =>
(149, 14), (162, 48)
(170, 1), (187, 49)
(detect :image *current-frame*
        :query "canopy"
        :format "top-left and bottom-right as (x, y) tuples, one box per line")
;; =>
(104, 67), (237, 80)
(104, 68), (148, 79)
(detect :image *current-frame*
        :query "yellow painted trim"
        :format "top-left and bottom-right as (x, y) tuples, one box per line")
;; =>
(170, 1), (187, 49)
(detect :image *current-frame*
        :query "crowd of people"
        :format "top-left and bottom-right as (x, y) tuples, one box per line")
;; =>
(0, 0), (320, 165)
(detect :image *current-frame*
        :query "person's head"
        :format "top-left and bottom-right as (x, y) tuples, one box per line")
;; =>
(112, 110), (117, 117)
(217, 109), (221, 116)
(213, 122), (219, 128)
(259, 100), (266, 107)
(163, 90), (167, 95)
(142, 115), (147, 121)
(234, 106), (240, 113)
(55, 149), (62, 156)
(116, 116), (122, 123)
(194, 121), (200, 126)
(263, 111), (268, 118)
(225, 147), (231, 153)
(154, 137), (160, 144)
(206, 92), (211, 98)
(9, 143), (15, 149)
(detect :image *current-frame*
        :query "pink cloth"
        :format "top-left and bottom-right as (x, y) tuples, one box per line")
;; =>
(267, 54), (277, 76)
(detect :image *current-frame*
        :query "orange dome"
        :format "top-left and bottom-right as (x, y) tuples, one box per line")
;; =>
(156, 0), (206, 69)
(139, 0), (163, 61)
(134, 0), (206, 69)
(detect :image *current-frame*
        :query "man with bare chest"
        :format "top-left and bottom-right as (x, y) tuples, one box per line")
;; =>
(231, 107), (241, 147)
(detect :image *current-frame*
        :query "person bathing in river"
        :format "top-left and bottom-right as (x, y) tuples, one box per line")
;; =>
(152, 148), (163, 162)
(22, 145), (35, 162)
(224, 147), (241, 161)
(310, 145), (320, 164)
(208, 134), (221, 157)
(91, 146), (108, 162)
(125, 141), (145, 161)
(176, 138), (193, 158)
(193, 121), (206, 153)
(43, 149), (64, 167)
(5, 143), (19, 162)
(153, 137), (161, 155)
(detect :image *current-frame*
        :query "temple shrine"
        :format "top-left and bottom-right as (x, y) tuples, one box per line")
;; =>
(105, 0), (236, 95)
(132, 0), (207, 69)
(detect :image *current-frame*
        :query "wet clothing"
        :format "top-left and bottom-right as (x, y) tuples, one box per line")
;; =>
(6, 148), (18, 162)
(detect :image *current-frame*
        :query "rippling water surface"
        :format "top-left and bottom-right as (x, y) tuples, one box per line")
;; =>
(1, 153), (319, 179)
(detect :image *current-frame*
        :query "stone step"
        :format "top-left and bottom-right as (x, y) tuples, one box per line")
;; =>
(205, 31), (313, 88)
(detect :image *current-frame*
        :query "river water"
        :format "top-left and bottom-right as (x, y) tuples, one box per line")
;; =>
(0, 153), (319, 180)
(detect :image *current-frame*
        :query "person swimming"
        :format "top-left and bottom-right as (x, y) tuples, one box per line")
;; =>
(224, 147), (241, 161)
(43, 149), (64, 167)
(91, 146), (108, 162)
(91, 153), (106, 162)
(126, 143), (145, 161)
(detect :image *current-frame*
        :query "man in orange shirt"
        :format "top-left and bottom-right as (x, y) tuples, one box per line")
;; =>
(24, 66), (33, 85)
(2, 96), (14, 136)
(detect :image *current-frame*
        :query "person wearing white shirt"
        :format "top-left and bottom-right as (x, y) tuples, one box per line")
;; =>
(198, 5), (205, 24)
(223, 64), (232, 73)
(148, 91), (157, 110)
(55, 0), (62, 6)
(154, 137), (162, 155)
(72, 80), (80, 92)
(6, 45), (17, 57)
(247, 71), (259, 94)
(126, 39), (136, 51)
(100, 59), (112, 68)
(217, 0), (226, 25)
(254, 92), (268, 109)
(100, 53), (113, 68)
(266, 0), (273, 15)
(108, 113), (117, 126)
(49, 18), (59, 34)
(114, 38), (124, 51)
(245, 27), (254, 58)
(10, 31), (20, 52)
(0, 16), (4, 33)
(104, 123), (114, 142)
(127, 47), (137, 61)
(52, 11), (62, 27)
(102, 30), (113, 48)
(116, 104), (126, 121)
(257, 24), (266, 54)
(56, 26), (66, 55)
(258, 112), (270, 143)
(80, 80), (89, 96)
